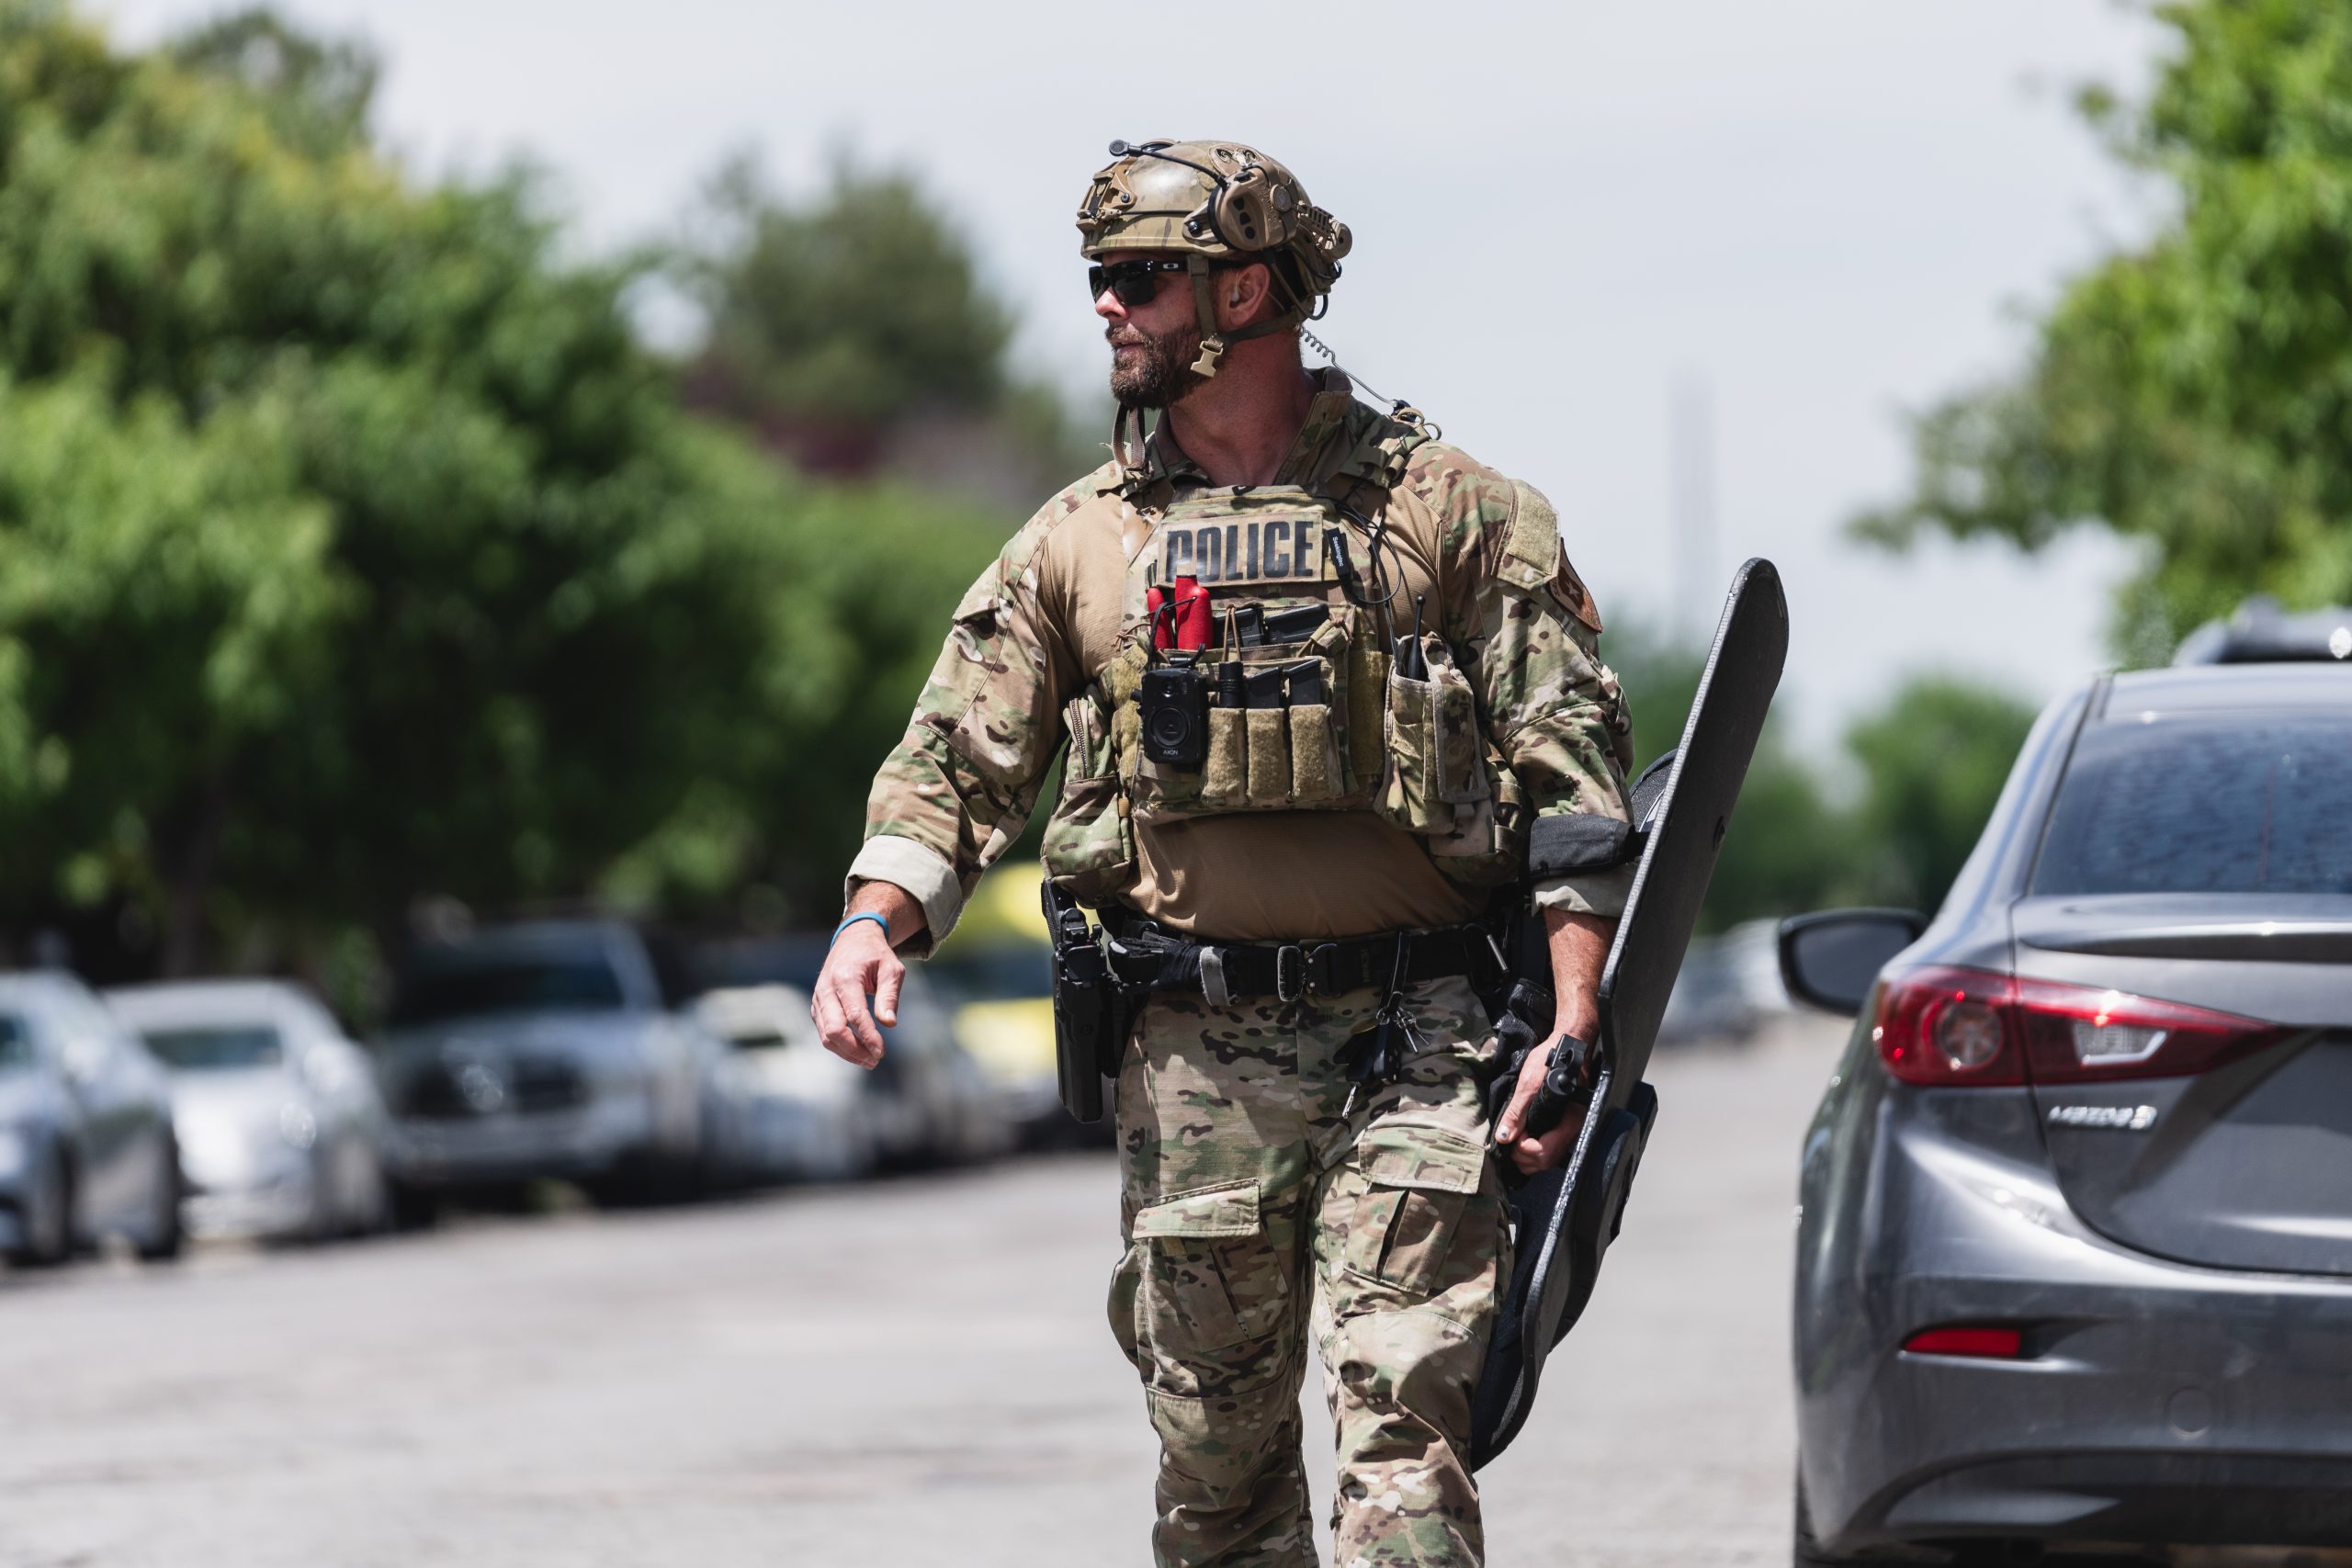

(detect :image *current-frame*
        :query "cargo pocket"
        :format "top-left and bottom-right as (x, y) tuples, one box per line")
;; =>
(1341, 1123), (1490, 1298)
(1133, 1179), (1285, 1355)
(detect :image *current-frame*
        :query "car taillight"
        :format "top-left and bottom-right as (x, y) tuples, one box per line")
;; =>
(1903, 1325), (2025, 1359)
(1872, 966), (2282, 1087)
(1872, 967), (2029, 1086)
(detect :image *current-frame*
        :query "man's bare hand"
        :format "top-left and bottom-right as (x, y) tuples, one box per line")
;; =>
(811, 922), (901, 1068)
(1492, 906), (1615, 1175)
(1493, 1032), (1587, 1176)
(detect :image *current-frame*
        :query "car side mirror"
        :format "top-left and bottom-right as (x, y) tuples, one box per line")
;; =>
(1778, 908), (1927, 1016)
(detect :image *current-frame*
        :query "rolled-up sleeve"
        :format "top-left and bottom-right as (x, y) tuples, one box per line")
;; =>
(848, 516), (1074, 957)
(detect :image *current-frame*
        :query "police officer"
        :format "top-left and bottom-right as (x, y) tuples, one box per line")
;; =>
(813, 139), (1636, 1568)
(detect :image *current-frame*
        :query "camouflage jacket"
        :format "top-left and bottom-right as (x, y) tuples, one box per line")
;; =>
(848, 373), (1636, 953)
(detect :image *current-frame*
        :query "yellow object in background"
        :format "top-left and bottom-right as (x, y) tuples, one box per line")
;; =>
(931, 865), (1064, 1131)
(953, 997), (1057, 1083)
(939, 863), (1052, 951)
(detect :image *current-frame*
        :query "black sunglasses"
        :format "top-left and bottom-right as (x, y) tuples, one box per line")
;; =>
(1088, 256), (1192, 306)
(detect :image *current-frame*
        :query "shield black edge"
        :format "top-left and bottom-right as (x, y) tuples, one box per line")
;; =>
(1598, 557), (1790, 1096)
(1469, 557), (1789, 1471)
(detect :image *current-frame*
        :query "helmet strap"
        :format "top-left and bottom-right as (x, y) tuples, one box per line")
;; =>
(1185, 254), (1227, 378)
(1185, 253), (1306, 378)
(1112, 402), (1150, 481)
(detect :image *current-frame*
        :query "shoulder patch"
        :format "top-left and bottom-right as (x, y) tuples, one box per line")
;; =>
(1503, 479), (1603, 632)
(1553, 555), (1604, 634)
(1499, 479), (1561, 592)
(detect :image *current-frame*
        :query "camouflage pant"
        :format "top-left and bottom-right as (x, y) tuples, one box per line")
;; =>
(1107, 975), (1510, 1568)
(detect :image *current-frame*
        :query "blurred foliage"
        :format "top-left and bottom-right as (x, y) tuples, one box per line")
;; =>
(0, 2), (1005, 987)
(684, 152), (1012, 429)
(1856, 0), (2352, 662)
(1843, 677), (2039, 911)
(1607, 627), (2037, 928)
(0, 0), (2039, 1004)
(1607, 626), (1854, 932)
(677, 152), (1105, 497)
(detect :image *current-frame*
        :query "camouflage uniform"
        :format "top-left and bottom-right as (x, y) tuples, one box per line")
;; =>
(1112, 976), (1504, 1565)
(848, 379), (1634, 1566)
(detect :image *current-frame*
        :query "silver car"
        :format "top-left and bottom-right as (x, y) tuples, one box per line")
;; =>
(375, 921), (723, 1208)
(694, 934), (1012, 1168)
(107, 980), (390, 1243)
(1782, 662), (2352, 1562)
(0, 972), (182, 1267)
(695, 985), (879, 1183)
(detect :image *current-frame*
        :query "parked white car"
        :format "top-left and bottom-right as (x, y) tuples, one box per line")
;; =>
(695, 985), (878, 1183)
(694, 935), (1013, 1169)
(107, 979), (390, 1243)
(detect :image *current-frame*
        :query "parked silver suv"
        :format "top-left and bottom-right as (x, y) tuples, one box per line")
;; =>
(375, 921), (722, 1209)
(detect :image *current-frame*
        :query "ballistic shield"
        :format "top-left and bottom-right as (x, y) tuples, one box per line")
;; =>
(1469, 557), (1789, 1469)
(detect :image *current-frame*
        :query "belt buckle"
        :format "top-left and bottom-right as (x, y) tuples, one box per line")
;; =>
(1310, 942), (1348, 998)
(1274, 945), (1306, 1004)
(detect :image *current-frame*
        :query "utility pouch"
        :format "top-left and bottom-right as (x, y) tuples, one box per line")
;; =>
(1378, 632), (1489, 835)
(1288, 692), (1340, 801)
(1126, 615), (1362, 820)
(1427, 752), (1529, 888)
(1377, 634), (1450, 832)
(1243, 667), (1290, 806)
(1346, 640), (1391, 784)
(1041, 689), (1136, 898)
(1430, 646), (1486, 806)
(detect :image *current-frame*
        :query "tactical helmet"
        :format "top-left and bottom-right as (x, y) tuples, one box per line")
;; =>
(1077, 139), (1351, 378)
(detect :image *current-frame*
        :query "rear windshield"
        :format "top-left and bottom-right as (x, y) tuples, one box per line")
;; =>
(2032, 714), (2352, 896)
(0, 1014), (30, 1073)
(142, 1025), (284, 1071)
(389, 956), (628, 1028)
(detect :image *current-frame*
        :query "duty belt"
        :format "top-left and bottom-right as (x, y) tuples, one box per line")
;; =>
(1100, 912), (1500, 1008)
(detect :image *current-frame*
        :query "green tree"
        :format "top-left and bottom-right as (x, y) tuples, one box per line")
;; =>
(679, 152), (1102, 498)
(1603, 624), (1856, 933)
(1858, 0), (2352, 661)
(686, 152), (1012, 433)
(1843, 676), (2039, 912)
(1606, 626), (2037, 926)
(0, 3), (1004, 980)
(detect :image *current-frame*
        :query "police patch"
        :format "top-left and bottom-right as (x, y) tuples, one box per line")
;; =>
(1159, 516), (1327, 588)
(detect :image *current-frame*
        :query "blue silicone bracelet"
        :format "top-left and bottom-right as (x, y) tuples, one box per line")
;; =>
(831, 911), (892, 946)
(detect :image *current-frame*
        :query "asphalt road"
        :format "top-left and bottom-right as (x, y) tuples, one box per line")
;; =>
(0, 1021), (1843, 1568)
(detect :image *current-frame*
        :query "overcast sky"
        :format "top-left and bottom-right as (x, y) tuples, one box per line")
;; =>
(102, 0), (2165, 751)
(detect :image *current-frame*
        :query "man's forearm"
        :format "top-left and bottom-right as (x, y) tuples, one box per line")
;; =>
(1544, 908), (1613, 1039)
(845, 879), (929, 950)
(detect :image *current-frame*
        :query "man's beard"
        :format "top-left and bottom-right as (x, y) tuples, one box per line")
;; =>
(1107, 320), (1206, 409)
